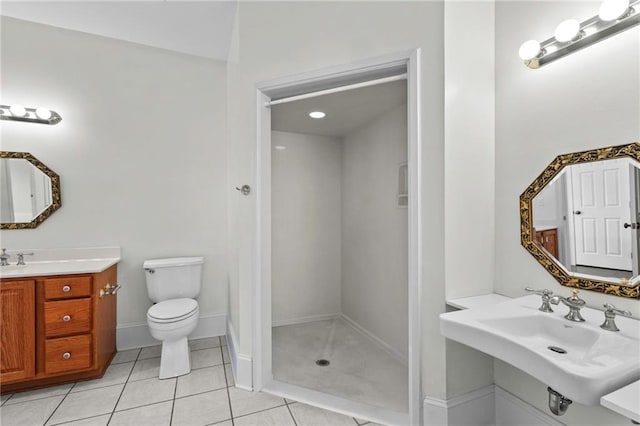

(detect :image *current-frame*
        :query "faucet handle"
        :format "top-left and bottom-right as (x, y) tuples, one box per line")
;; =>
(525, 287), (553, 296)
(0, 249), (10, 266)
(603, 303), (632, 317)
(601, 303), (632, 332)
(525, 287), (554, 312)
(16, 252), (34, 265)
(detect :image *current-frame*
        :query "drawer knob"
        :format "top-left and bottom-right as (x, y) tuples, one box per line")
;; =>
(63, 315), (71, 322)
(63, 352), (71, 359)
(62, 285), (71, 292)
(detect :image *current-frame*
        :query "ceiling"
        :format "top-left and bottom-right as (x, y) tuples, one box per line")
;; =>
(0, 1), (237, 61)
(271, 79), (407, 139)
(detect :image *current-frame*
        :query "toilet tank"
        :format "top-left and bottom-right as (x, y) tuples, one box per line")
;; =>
(143, 257), (204, 303)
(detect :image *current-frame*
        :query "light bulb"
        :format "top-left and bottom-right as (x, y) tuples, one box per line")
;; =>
(9, 104), (26, 117)
(35, 108), (52, 120)
(309, 111), (326, 119)
(555, 19), (581, 42)
(519, 40), (542, 61)
(599, 0), (630, 21)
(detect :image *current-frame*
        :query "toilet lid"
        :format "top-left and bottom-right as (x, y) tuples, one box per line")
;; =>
(148, 298), (198, 322)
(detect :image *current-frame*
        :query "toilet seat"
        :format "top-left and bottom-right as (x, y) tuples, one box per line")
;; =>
(147, 298), (198, 323)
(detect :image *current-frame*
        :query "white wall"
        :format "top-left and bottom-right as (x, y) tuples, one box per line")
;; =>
(443, 0), (497, 401)
(226, 1), (446, 402)
(271, 131), (342, 324)
(495, 2), (639, 424)
(341, 104), (408, 358)
(0, 17), (228, 330)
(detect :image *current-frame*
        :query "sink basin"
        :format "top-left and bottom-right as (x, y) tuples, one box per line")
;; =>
(440, 295), (640, 405)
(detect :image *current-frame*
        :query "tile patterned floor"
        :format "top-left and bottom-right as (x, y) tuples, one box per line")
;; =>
(0, 337), (382, 426)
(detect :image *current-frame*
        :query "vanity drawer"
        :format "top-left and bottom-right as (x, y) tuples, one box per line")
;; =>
(44, 298), (91, 337)
(44, 276), (91, 300)
(45, 334), (92, 375)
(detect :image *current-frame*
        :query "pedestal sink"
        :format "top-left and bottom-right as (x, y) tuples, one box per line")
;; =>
(440, 295), (640, 406)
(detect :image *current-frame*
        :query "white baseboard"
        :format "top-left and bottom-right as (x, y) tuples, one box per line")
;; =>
(422, 385), (564, 426)
(272, 313), (341, 327)
(227, 318), (253, 391)
(116, 313), (227, 351)
(423, 385), (495, 426)
(495, 386), (563, 426)
(341, 313), (408, 366)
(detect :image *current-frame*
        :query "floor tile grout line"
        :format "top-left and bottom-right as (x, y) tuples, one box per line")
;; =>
(42, 381), (76, 426)
(137, 344), (225, 361)
(174, 384), (229, 401)
(126, 361), (227, 384)
(2, 390), (72, 407)
(221, 340), (235, 426)
(47, 412), (112, 426)
(69, 361), (136, 394)
(106, 347), (141, 425)
(231, 403), (289, 420)
(169, 371), (178, 426)
(285, 401), (299, 426)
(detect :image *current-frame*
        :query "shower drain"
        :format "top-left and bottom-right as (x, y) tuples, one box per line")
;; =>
(315, 359), (330, 367)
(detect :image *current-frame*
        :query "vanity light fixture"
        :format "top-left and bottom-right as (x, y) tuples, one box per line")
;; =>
(0, 104), (62, 125)
(309, 111), (326, 119)
(519, 0), (640, 68)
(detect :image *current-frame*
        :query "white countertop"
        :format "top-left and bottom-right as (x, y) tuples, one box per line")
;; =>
(446, 293), (511, 310)
(0, 247), (120, 278)
(601, 380), (640, 423)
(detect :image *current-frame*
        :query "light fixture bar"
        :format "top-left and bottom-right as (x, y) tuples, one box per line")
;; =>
(0, 104), (62, 125)
(522, 0), (640, 69)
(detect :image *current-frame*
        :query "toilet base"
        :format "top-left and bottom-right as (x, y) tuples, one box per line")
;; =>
(158, 336), (191, 379)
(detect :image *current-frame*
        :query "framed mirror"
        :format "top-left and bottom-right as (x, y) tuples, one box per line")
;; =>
(0, 151), (61, 229)
(520, 142), (640, 299)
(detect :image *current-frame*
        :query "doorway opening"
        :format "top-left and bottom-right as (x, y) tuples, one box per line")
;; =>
(254, 50), (421, 426)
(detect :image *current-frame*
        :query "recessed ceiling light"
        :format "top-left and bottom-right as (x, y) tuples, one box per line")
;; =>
(309, 111), (326, 119)
(274, 145), (287, 150)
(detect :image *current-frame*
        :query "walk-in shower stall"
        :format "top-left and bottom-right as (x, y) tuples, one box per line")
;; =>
(255, 51), (421, 426)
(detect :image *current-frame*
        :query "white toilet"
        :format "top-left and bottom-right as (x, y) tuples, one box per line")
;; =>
(143, 256), (203, 379)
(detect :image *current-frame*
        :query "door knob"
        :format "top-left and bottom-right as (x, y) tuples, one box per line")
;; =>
(573, 210), (582, 215)
(235, 185), (251, 196)
(623, 222), (640, 229)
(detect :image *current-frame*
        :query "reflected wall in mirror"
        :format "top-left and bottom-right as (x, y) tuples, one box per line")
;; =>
(0, 152), (61, 229)
(521, 143), (640, 299)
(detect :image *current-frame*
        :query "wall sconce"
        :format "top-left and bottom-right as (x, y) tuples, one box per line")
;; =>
(0, 104), (62, 125)
(519, 0), (640, 69)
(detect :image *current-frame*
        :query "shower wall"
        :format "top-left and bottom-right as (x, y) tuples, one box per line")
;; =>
(341, 104), (409, 359)
(271, 131), (343, 325)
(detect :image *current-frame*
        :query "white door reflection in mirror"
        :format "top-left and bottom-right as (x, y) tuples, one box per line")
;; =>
(570, 159), (631, 272)
(532, 158), (640, 282)
(0, 158), (52, 223)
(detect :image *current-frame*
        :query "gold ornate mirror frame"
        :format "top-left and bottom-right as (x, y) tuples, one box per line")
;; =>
(0, 151), (61, 229)
(520, 142), (640, 299)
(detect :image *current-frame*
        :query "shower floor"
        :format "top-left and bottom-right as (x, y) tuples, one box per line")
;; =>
(272, 318), (408, 413)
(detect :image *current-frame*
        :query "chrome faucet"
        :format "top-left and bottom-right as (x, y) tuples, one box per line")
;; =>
(0, 249), (10, 266)
(16, 252), (34, 266)
(600, 303), (632, 332)
(525, 287), (554, 312)
(550, 289), (586, 322)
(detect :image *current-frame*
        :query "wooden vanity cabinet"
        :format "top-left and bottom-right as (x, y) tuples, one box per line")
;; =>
(0, 265), (117, 393)
(535, 228), (559, 259)
(0, 280), (36, 383)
